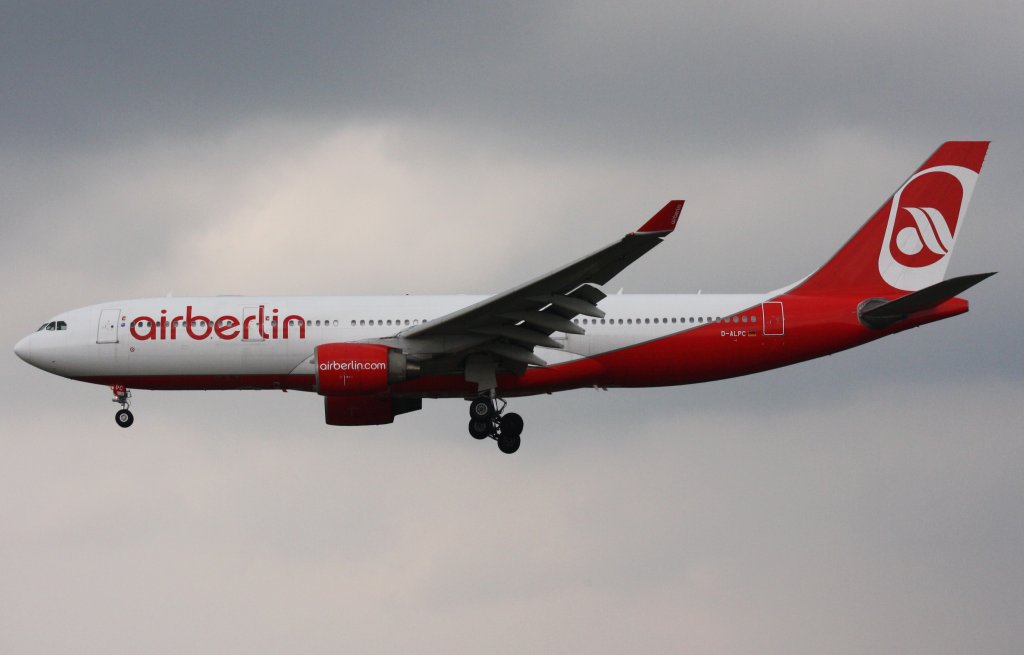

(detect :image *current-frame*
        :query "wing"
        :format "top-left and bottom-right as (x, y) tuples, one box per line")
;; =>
(389, 201), (683, 381)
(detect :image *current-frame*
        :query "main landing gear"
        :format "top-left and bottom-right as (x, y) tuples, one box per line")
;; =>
(467, 396), (524, 454)
(112, 385), (134, 428)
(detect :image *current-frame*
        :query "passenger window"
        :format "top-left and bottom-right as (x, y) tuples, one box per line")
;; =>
(741, 316), (748, 323)
(653, 318), (659, 324)
(751, 316), (758, 323)
(697, 317), (703, 323)
(333, 320), (339, 327)
(645, 318), (651, 324)
(627, 319), (632, 325)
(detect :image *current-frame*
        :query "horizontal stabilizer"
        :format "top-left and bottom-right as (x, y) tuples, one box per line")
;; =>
(859, 272), (995, 328)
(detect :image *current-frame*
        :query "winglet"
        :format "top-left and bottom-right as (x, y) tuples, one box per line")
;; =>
(633, 200), (684, 236)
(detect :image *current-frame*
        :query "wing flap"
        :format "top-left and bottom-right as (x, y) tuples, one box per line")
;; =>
(529, 294), (606, 318)
(500, 310), (585, 335)
(486, 341), (548, 367)
(471, 325), (564, 349)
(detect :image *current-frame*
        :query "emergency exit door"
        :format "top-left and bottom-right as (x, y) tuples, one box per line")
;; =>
(762, 302), (785, 336)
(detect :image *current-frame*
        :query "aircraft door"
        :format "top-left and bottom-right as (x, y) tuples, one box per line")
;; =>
(762, 302), (785, 336)
(242, 306), (264, 342)
(97, 308), (121, 343)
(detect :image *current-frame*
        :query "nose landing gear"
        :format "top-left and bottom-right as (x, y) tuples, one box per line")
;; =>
(467, 396), (524, 454)
(112, 385), (134, 428)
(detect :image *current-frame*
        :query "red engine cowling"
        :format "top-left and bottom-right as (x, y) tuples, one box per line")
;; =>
(315, 343), (416, 396)
(324, 395), (422, 426)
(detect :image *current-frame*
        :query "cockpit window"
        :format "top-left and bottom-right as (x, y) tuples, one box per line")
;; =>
(37, 323), (48, 331)
(56, 321), (67, 330)
(36, 321), (67, 331)
(45, 322), (56, 331)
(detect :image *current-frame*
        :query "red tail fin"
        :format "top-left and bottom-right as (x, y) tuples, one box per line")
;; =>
(794, 141), (988, 295)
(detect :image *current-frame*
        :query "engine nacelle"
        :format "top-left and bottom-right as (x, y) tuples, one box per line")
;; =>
(315, 343), (417, 396)
(324, 395), (422, 426)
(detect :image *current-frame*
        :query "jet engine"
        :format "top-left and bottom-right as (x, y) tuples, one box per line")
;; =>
(324, 395), (422, 426)
(315, 343), (418, 396)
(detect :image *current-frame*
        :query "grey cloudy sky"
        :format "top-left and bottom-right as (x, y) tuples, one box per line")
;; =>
(1, 3), (1022, 653)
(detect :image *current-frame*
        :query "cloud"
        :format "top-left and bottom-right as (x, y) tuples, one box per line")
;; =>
(1, 380), (1020, 654)
(3, 3), (1022, 153)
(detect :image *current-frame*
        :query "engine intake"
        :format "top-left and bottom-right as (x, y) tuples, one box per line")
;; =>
(315, 343), (418, 396)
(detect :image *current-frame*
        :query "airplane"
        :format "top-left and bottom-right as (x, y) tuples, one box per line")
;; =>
(14, 141), (994, 454)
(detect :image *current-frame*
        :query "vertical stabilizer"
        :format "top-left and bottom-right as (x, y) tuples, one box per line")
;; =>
(794, 141), (988, 295)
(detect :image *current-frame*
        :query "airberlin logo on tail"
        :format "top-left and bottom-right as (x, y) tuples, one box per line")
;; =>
(878, 165), (977, 291)
(895, 207), (954, 261)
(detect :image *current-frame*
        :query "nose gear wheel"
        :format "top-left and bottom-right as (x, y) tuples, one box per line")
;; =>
(111, 385), (134, 428)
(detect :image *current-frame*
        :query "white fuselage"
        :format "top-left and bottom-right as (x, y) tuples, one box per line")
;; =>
(17, 292), (773, 382)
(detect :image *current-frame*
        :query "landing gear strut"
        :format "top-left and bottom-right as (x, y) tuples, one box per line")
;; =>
(466, 396), (523, 454)
(112, 384), (134, 428)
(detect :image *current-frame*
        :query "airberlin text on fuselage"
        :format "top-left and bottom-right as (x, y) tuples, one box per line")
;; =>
(318, 361), (385, 371)
(128, 305), (306, 341)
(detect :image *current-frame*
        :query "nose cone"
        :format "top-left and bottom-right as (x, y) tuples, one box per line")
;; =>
(14, 334), (32, 364)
